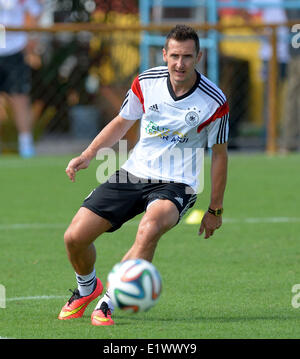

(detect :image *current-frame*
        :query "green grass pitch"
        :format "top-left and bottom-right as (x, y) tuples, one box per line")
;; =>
(0, 152), (300, 339)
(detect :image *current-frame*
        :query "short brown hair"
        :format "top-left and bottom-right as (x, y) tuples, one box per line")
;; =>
(164, 24), (200, 54)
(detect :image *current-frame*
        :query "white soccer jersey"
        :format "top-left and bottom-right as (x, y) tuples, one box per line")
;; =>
(0, 0), (42, 56)
(119, 66), (229, 192)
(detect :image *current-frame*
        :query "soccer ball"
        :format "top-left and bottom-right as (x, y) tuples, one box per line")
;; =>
(107, 259), (162, 313)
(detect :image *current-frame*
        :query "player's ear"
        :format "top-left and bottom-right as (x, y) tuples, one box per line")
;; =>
(196, 51), (203, 63)
(162, 47), (167, 63)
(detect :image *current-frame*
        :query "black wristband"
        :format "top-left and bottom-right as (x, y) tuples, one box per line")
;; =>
(208, 207), (223, 216)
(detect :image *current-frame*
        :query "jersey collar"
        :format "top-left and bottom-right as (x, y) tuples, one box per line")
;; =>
(167, 70), (201, 101)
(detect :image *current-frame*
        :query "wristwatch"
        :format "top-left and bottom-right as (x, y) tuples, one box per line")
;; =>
(208, 207), (223, 216)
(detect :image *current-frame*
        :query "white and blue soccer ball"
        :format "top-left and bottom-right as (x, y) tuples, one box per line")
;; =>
(107, 259), (162, 313)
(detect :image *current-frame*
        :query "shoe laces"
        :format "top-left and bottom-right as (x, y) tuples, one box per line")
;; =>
(100, 301), (111, 317)
(67, 288), (81, 305)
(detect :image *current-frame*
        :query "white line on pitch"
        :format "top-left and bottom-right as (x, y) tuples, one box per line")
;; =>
(6, 295), (66, 302)
(0, 223), (66, 230)
(224, 217), (300, 223)
(0, 217), (300, 231)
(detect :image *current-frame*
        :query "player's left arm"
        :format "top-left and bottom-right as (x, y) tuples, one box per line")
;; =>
(209, 142), (228, 211)
(198, 95), (229, 238)
(199, 143), (228, 239)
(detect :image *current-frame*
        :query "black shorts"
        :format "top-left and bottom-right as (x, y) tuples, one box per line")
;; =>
(0, 52), (31, 94)
(82, 169), (197, 232)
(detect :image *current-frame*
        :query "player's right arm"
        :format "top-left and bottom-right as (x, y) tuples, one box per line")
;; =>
(65, 115), (136, 182)
(66, 74), (144, 182)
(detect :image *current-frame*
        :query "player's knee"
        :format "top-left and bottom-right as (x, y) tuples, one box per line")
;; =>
(64, 228), (74, 247)
(137, 218), (164, 244)
(64, 226), (83, 250)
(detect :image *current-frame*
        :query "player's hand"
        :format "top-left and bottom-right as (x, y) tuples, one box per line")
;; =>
(198, 211), (222, 239)
(65, 155), (91, 182)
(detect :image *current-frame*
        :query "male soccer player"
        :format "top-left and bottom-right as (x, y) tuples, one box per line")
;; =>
(58, 25), (229, 326)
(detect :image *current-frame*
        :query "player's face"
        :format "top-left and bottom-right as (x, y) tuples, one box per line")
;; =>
(163, 39), (202, 87)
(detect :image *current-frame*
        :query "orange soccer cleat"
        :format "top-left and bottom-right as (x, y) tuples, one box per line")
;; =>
(58, 278), (103, 320)
(91, 302), (115, 326)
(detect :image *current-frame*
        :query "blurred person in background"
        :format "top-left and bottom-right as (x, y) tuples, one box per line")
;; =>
(280, 2), (300, 153)
(248, 0), (290, 144)
(0, 0), (42, 158)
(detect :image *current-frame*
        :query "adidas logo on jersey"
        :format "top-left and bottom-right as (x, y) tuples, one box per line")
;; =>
(148, 104), (159, 112)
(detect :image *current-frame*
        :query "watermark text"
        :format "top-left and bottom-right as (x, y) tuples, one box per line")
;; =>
(95, 140), (204, 194)
(291, 24), (300, 49)
(292, 284), (300, 308)
(0, 284), (5, 308)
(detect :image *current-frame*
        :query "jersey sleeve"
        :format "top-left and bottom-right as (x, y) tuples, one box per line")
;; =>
(206, 101), (229, 148)
(119, 76), (144, 120)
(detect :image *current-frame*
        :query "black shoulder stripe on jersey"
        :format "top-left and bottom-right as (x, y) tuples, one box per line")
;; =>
(216, 115), (225, 144)
(223, 114), (229, 143)
(120, 98), (128, 111)
(138, 74), (169, 82)
(139, 70), (169, 79)
(197, 84), (224, 107)
(219, 114), (228, 144)
(216, 113), (229, 144)
(199, 80), (225, 106)
(200, 77), (226, 103)
(120, 91), (129, 110)
(141, 68), (168, 75)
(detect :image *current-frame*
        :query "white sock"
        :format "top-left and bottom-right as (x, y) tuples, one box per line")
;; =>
(95, 290), (114, 312)
(75, 268), (96, 297)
